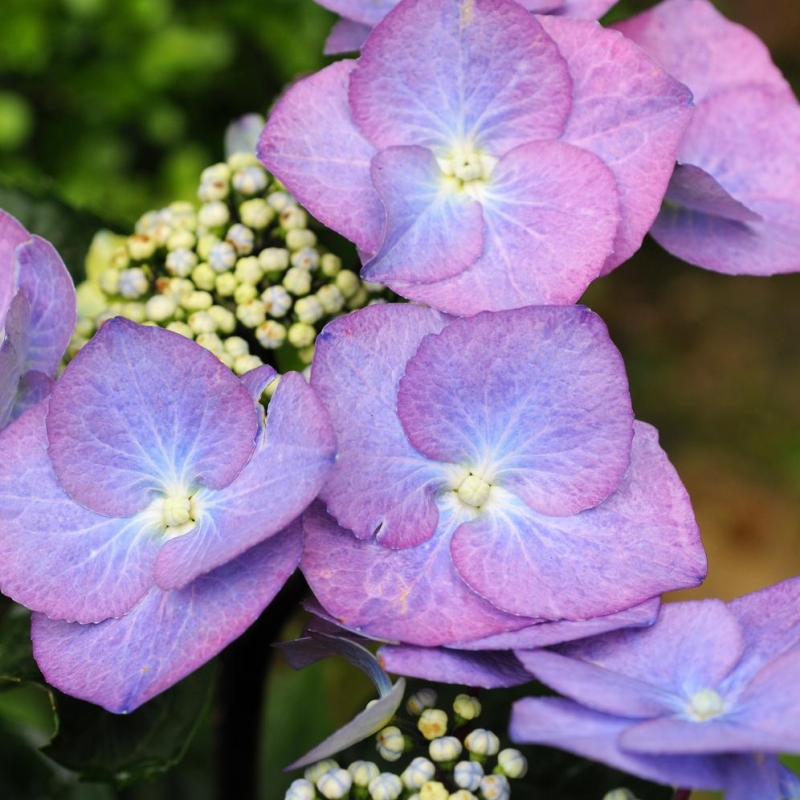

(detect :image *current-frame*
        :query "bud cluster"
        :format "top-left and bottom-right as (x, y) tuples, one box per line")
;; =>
(286, 689), (528, 800)
(70, 151), (394, 376)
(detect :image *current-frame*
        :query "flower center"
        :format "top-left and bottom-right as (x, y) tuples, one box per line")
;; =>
(158, 489), (201, 538)
(687, 688), (725, 721)
(437, 144), (497, 199)
(454, 471), (493, 509)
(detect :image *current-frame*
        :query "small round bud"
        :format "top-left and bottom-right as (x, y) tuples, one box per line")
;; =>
(406, 688), (437, 716)
(496, 749), (527, 779)
(201, 163), (231, 184)
(287, 322), (316, 350)
(348, 760), (380, 788)
(239, 198), (274, 229)
(294, 296), (324, 325)
(256, 320), (287, 350)
(286, 229), (318, 251)
(163, 277), (194, 299)
(166, 229), (196, 251)
(346, 287), (369, 310)
(234, 283), (258, 305)
(226, 223), (255, 255)
(283, 267), (312, 296)
(165, 249), (198, 278)
(259, 247), (290, 272)
(232, 165), (268, 196)
(166, 321), (193, 338)
(453, 695), (481, 722)
(418, 709), (448, 740)
(198, 178), (230, 203)
(375, 726), (405, 762)
(320, 253), (342, 277)
(118, 268), (149, 299)
(603, 791), (637, 800)
(168, 201), (197, 231)
(291, 247), (320, 271)
(196, 332), (224, 354)
(127, 233), (156, 261)
(236, 299), (266, 329)
(449, 792), (478, 800)
(479, 775), (509, 800)
(317, 768), (352, 800)
(305, 761), (339, 784)
(401, 757), (436, 790)
(208, 241), (238, 273)
(197, 234), (221, 261)
(146, 295), (178, 323)
(464, 729), (499, 757)
(453, 761), (483, 791)
(368, 773), (403, 800)
(267, 190), (295, 212)
(198, 201), (230, 229)
(298, 345), (315, 365)
(235, 256), (263, 285)
(227, 152), (259, 170)
(419, 782), (449, 800)
(121, 302), (146, 323)
(151, 221), (172, 248)
(262, 285), (293, 318)
(208, 305), (236, 334)
(216, 272), (238, 297)
(136, 210), (159, 234)
(335, 269), (360, 299)
(285, 778), (316, 800)
(188, 311), (217, 335)
(233, 353), (263, 374)
(223, 336), (250, 358)
(429, 736), (462, 763)
(181, 290), (213, 313)
(98, 267), (121, 296)
(316, 285), (344, 315)
(191, 263), (217, 291)
(280, 206), (308, 230)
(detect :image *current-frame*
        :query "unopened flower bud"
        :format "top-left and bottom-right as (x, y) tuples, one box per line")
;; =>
(283, 267), (312, 296)
(166, 320), (193, 338)
(223, 336), (250, 358)
(232, 165), (268, 196)
(188, 311), (217, 335)
(317, 768), (352, 800)
(346, 287), (369, 310)
(375, 726), (405, 762)
(168, 201), (196, 231)
(316, 285), (344, 314)
(226, 223), (255, 255)
(286, 228), (317, 251)
(198, 178), (230, 203)
(335, 269), (360, 299)
(291, 247), (320, 271)
(401, 757), (436, 790)
(208, 305), (236, 334)
(234, 353), (263, 375)
(121, 302), (146, 323)
(419, 782), (448, 800)
(200, 163), (231, 185)
(98, 267), (120, 296)
(127, 234), (156, 261)
(453, 761), (483, 791)
(305, 761), (339, 785)
(164, 277), (194, 299)
(406, 689), (437, 716)
(255, 320), (287, 350)
(259, 247), (290, 272)
(288, 322), (316, 350)
(181, 290), (213, 312)
(236, 299), (266, 328)
(320, 253), (342, 277)
(368, 773), (403, 800)
(209, 241), (238, 273)
(235, 256), (263, 285)
(479, 775), (509, 800)
(165, 249), (198, 278)
(262, 285), (293, 318)
(151, 221), (172, 248)
(429, 736), (462, 764)
(294, 296), (324, 325)
(198, 201), (230, 229)
(603, 791), (637, 800)
(119, 268), (149, 299)
(216, 272), (238, 297)
(195, 332), (224, 354)
(268, 190), (295, 211)
(285, 778), (316, 800)
(240, 198), (274, 229)
(227, 152), (259, 170)
(191, 263), (217, 291)
(280, 206), (308, 230)
(496, 749), (527, 779)
(197, 234), (221, 261)
(234, 283), (258, 305)
(464, 729), (499, 757)
(453, 695), (481, 722)
(136, 210), (158, 234)
(146, 295), (177, 323)
(449, 792), (477, 800)
(418, 709), (448, 740)
(348, 760), (380, 788)
(166, 229), (196, 251)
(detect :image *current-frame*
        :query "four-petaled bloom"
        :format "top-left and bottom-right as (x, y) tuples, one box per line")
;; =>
(616, 0), (800, 275)
(259, 0), (693, 315)
(511, 577), (800, 800)
(301, 303), (707, 647)
(0, 210), (76, 429)
(0, 318), (336, 712)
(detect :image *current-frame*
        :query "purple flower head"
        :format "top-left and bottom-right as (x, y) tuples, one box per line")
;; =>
(259, 0), (693, 314)
(511, 576), (800, 798)
(0, 210), (76, 429)
(616, 0), (800, 276)
(315, 0), (621, 55)
(301, 303), (706, 647)
(0, 318), (336, 712)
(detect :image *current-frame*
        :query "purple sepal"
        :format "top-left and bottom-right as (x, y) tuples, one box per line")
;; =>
(324, 18), (371, 54)
(664, 164), (762, 223)
(0, 209), (28, 324)
(32, 523), (303, 714)
(239, 363), (278, 402)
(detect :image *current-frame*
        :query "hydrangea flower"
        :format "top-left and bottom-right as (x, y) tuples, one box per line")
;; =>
(259, 0), (693, 315)
(0, 318), (336, 712)
(0, 210), (76, 429)
(616, 0), (800, 275)
(315, 0), (622, 55)
(510, 577), (800, 800)
(301, 303), (706, 646)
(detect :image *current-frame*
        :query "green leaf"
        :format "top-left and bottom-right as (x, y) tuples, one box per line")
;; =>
(43, 662), (216, 789)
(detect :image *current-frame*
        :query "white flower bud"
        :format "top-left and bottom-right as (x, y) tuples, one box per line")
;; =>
(259, 247), (290, 272)
(285, 778), (316, 800)
(209, 241), (238, 273)
(317, 768), (352, 800)
(198, 201), (230, 229)
(262, 285), (293, 318)
(418, 709), (448, 740)
(201, 163), (231, 184)
(406, 689), (437, 716)
(168, 201), (197, 231)
(429, 736), (462, 763)
(181, 290), (213, 312)
(75, 317), (96, 338)
(320, 253), (342, 277)
(163, 277), (194, 299)
(283, 267), (312, 296)
(419, 782), (449, 800)
(603, 791), (637, 800)
(227, 152), (259, 170)
(348, 760), (380, 788)
(255, 320), (287, 350)
(196, 332), (224, 354)
(223, 336), (250, 358)
(198, 177), (230, 203)
(291, 247), (320, 271)
(216, 272), (238, 297)
(121, 302), (146, 323)
(375, 726), (405, 762)
(287, 322), (316, 350)
(188, 311), (217, 335)
(232, 165), (268, 196)
(368, 773), (403, 800)
(479, 775), (509, 800)
(136, 210), (159, 234)
(226, 223), (255, 255)
(346, 287), (369, 310)
(147, 295), (178, 322)
(496, 749), (527, 779)
(165, 249), (198, 278)
(208, 305), (236, 334)
(335, 269), (360, 299)
(166, 321), (193, 338)
(239, 198), (274, 229)
(315, 285), (344, 315)
(305, 761), (339, 784)
(127, 233), (156, 261)
(449, 792), (478, 800)
(401, 757), (436, 790)
(280, 206), (308, 230)
(236, 299), (266, 328)
(191, 263), (217, 291)
(234, 256), (263, 285)
(286, 228), (318, 251)
(233, 353), (263, 375)
(464, 729), (499, 757)
(197, 234), (221, 261)
(453, 695), (481, 721)
(151, 221), (173, 248)
(234, 283), (258, 305)
(294, 295), (324, 325)
(298, 345), (315, 365)
(118, 268), (149, 299)
(267, 191), (295, 212)
(453, 761), (483, 791)
(166, 229), (196, 251)
(110, 247), (130, 270)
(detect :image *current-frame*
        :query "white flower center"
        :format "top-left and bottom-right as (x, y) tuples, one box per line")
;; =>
(454, 471), (493, 509)
(156, 488), (201, 538)
(437, 144), (497, 199)
(687, 688), (725, 721)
